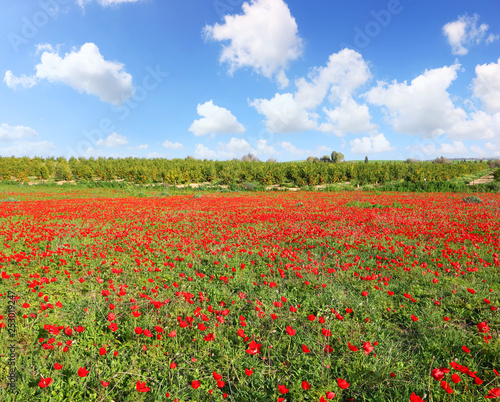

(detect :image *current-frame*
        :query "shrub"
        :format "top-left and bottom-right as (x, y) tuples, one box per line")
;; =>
(462, 195), (482, 204)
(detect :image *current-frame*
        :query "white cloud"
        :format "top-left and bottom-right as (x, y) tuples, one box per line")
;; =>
(320, 97), (376, 136)
(0, 140), (55, 157)
(407, 141), (468, 157)
(0, 123), (38, 141)
(195, 144), (218, 160)
(294, 48), (371, 109)
(96, 132), (129, 148)
(189, 100), (245, 136)
(364, 64), (464, 138)
(472, 58), (500, 113)
(280, 141), (308, 157)
(442, 14), (493, 55)
(147, 151), (164, 159)
(350, 133), (394, 154)
(256, 139), (277, 155)
(5, 43), (134, 105)
(204, 0), (302, 88)
(136, 144), (148, 149)
(486, 33), (500, 44)
(448, 111), (500, 140)
(250, 93), (318, 133)
(162, 140), (184, 149)
(251, 49), (373, 134)
(3, 70), (37, 89)
(220, 137), (255, 156)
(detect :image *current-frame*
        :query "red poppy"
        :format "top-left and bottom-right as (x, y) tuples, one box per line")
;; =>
(278, 384), (289, 394)
(245, 368), (253, 376)
(348, 342), (359, 352)
(136, 380), (150, 393)
(363, 342), (374, 354)
(77, 367), (89, 377)
(192, 380), (200, 389)
(337, 378), (350, 389)
(54, 363), (63, 370)
(440, 381), (453, 394)
(302, 344), (311, 353)
(410, 392), (424, 402)
(246, 340), (262, 355)
(301, 381), (311, 390)
(285, 326), (296, 336)
(485, 388), (500, 399)
(38, 377), (53, 388)
(101, 381), (110, 387)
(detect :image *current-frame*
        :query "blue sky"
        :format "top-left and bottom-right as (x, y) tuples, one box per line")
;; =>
(1, 0), (499, 161)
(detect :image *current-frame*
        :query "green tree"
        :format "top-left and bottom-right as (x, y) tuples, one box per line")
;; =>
(331, 151), (344, 163)
(364, 156), (369, 163)
(39, 165), (50, 181)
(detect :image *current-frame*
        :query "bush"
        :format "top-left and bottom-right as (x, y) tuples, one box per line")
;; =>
(433, 156), (451, 164)
(494, 168), (500, 181)
(462, 195), (482, 204)
(487, 159), (500, 169)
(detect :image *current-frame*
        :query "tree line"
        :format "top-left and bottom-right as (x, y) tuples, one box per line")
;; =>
(0, 156), (490, 186)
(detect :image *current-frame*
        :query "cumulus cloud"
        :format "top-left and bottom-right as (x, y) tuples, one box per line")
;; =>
(256, 139), (277, 156)
(320, 97), (377, 136)
(364, 64), (464, 138)
(4, 43), (134, 105)
(0, 123), (38, 141)
(407, 141), (468, 157)
(136, 144), (148, 149)
(162, 140), (184, 149)
(204, 0), (303, 88)
(3, 71), (37, 89)
(294, 48), (371, 109)
(472, 58), (500, 113)
(96, 132), (129, 147)
(251, 49), (373, 134)
(195, 144), (218, 160)
(189, 100), (245, 136)
(0, 140), (55, 157)
(195, 138), (275, 160)
(350, 133), (394, 154)
(443, 14), (496, 55)
(448, 111), (500, 140)
(250, 93), (318, 133)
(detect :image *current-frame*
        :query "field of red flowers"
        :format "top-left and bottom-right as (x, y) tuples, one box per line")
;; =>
(0, 191), (499, 401)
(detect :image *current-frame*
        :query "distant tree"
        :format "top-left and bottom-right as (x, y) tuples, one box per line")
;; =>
(54, 160), (72, 181)
(331, 151), (344, 163)
(364, 156), (369, 163)
(241, 153), (260, 162)
(433, 156), (451, 164)
(185, 155), (196, 160)
(266, 158), (277, 163)
(405, 158), (418, 164)
(320, 155), (331, 163)
(487, 159), (500, 169)
(39, 165), (50, 182)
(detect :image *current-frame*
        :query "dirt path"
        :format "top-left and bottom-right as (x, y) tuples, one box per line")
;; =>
(469, 174), (494, 185)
